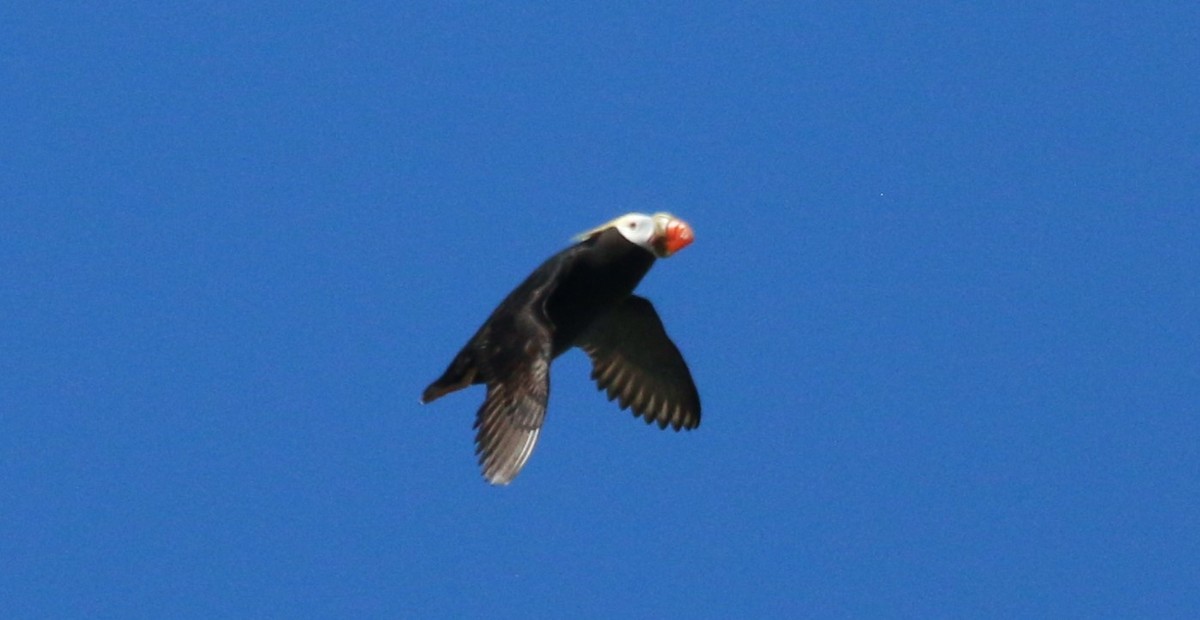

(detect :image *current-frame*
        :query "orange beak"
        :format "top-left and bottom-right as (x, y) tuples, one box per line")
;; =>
(657, 215), (694, 257)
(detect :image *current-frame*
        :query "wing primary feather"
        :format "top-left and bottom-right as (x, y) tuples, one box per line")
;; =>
(576, 295), (701, 431)
(471, 310), (553, 485)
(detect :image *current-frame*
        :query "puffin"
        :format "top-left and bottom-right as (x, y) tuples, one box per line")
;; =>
(421, 212), (701, 485)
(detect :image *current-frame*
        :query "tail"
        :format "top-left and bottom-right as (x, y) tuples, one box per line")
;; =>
(421, 350), (479, 404)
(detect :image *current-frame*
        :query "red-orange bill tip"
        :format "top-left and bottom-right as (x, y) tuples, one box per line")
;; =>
(665, 219), (694, 255)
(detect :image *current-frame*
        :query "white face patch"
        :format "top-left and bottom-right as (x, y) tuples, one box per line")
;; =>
(611, 213), (657, 250)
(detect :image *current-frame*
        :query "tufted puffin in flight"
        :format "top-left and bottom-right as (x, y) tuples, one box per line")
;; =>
(421, 212), (701, 485)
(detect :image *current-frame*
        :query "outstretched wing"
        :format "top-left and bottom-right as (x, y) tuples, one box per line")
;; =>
(472, 303), (555, 485)
(576, 295), (700, 430)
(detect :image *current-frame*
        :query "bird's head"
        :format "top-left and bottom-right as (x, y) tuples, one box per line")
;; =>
(574, 212), (695, 258)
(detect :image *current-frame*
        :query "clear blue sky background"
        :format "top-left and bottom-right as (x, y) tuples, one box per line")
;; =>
(3, 3), (1198, 617)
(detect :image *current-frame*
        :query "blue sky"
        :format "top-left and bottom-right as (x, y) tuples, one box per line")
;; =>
(3, 3), (1198, 617)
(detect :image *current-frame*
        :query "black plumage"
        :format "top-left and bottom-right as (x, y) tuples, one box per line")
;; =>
(422, 213), (700, 484)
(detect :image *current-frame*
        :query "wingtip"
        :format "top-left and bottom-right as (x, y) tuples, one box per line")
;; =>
(484, 474), (514, 486)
